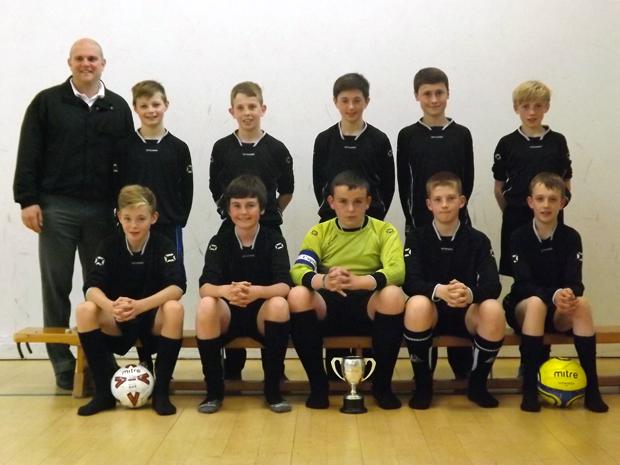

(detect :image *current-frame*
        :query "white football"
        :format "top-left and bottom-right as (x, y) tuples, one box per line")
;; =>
(110, 364), (154, 408)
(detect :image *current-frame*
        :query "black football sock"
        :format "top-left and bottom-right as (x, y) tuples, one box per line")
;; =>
(574, 335), (609, 413)
(467, 335), (503, 408)
(263, 320), (290, 405)
(224, 348), (246, 380)
(404, 327), (434, 409)
(77, 329), (116, 416)
(371, 312), (403, 409)
(152, 336), (182, 416)
(136, 345), (154, 373)
(197, 337), (225, 402)
(290, 310), (328, 409)
(520, 334), (544, 412)
(447, 346), (473, 379)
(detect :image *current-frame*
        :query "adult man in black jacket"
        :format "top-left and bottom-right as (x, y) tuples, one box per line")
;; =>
(13, 38), (133, 389)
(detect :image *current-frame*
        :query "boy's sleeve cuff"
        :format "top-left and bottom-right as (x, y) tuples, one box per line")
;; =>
(371, 272), (387, 290)
(431, 284), (441, 302)
(301, 272), (317, 289)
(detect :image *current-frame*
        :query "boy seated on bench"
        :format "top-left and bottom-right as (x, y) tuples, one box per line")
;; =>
(76, 185), (186, 416)
(404, 171), (505, 409)
(195, 175), (292, 414)
(503, 172), (608, 412)
(288, 170), (406, 410)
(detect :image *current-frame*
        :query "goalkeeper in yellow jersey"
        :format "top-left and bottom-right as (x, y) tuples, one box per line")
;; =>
(288, 170), (406, 410)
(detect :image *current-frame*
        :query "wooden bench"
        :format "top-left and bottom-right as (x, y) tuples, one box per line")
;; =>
(13, 326), (620, 398)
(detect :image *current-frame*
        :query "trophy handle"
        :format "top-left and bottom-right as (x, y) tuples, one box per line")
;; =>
(330, 357), (346, 382)
(361, 359), (376, 382)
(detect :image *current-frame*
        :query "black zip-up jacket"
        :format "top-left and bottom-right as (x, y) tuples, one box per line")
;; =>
(13, 78), (133, 208)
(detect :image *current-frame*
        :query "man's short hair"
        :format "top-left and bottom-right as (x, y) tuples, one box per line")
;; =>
(118, 185), (157, 213)
(425, 171), (462, 197)
(528, 172), (566, 197)
(219, 175), (268, 211)
(329, 170), (370, 196)
(512, 80), (551, 106)
(132, 80), (168, 105)
(333, 73), (370, 100)
(414, 67), (449, 94)
(230, 81), (263, 105)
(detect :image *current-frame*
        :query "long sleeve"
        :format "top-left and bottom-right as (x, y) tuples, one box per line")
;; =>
(378, 136), (395, 214)
(13, 95), (45, 208)
(178, 141), (193, 226)
(470, 234), (501, 302)
(396, 128), (413, 228)
(312, 134), (327, 206)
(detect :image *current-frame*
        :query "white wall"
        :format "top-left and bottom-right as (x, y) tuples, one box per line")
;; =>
(2, 0), (619, 357)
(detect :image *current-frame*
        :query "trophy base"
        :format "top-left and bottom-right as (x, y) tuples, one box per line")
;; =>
(340, 396), (367, 414)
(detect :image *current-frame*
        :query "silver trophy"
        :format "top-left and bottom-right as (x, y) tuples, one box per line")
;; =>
(331, 355), (376, 414)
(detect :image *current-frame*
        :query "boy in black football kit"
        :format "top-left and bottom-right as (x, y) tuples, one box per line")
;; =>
(120, 80), (193, 258)
(493, 80), (572, 277)
(210, 82), (294, 377)
(75, 185), (186, 416)
(209, 81), (294, 231)
(503, 173), (608, 413)
(397, 67), (474, 232)
(196, 175), (292, 414)
(396, 67), (474, 379)
(313, 73), (394, 222)
(404, 172), (505, 409)
(118, 80), (192, 372)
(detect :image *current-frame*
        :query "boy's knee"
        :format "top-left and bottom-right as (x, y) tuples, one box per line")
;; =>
(196, 296), (220, 320)
(76, 301), (98, 321)
(377, 285), (405, 310)
(162, 300), (184, 320)
(479, 299), (506, 325)
(404, 295), (434, 328)
(287, 286), (314, 311)
(264, 296), (290, 321)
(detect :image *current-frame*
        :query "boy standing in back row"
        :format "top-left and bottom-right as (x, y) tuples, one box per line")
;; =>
(492, 80), (572, 277)
(396, 67), (475, 378)
(313, 73), (394, 222)
(209, 81), (295, 379)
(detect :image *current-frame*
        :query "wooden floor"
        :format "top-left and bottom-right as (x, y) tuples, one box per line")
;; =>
(1, 358), (619, 465)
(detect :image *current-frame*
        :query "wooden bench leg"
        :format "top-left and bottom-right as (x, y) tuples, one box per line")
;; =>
(73, 345), (88, 398)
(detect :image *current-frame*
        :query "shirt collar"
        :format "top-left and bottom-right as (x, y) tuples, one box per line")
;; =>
(338, 121), (368, 140)
(70, 79), (105, 107)
(136, 128), (169, 144)
(432, 220), (460, 241)
(235, 224), (260, 249)
(233, 130), (266, 147)
(517, 125), (551, 141)
(125, 232), (150, 255)
(532, 218), (556, 242)
(418, 117), (454, 131)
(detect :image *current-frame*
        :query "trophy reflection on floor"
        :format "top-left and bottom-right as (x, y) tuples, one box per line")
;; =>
(331, 355), (376, 413)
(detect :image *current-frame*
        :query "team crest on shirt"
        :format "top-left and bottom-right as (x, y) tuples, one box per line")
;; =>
(576, 251), (583, 262)
(387, 149), (393, 158)
(94, 256), (105, 266)
(494, 153), (502, 160)
(186, 164), (193, 174)
(164, 253), (176, 263)
(275, 242), (284, 250)
(404, 248), (411, 258)
(386, 228), (394, 234)
(512, 254), (519, 263)
(311, 230), (318, 236)
(208, 243), (218, 251)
